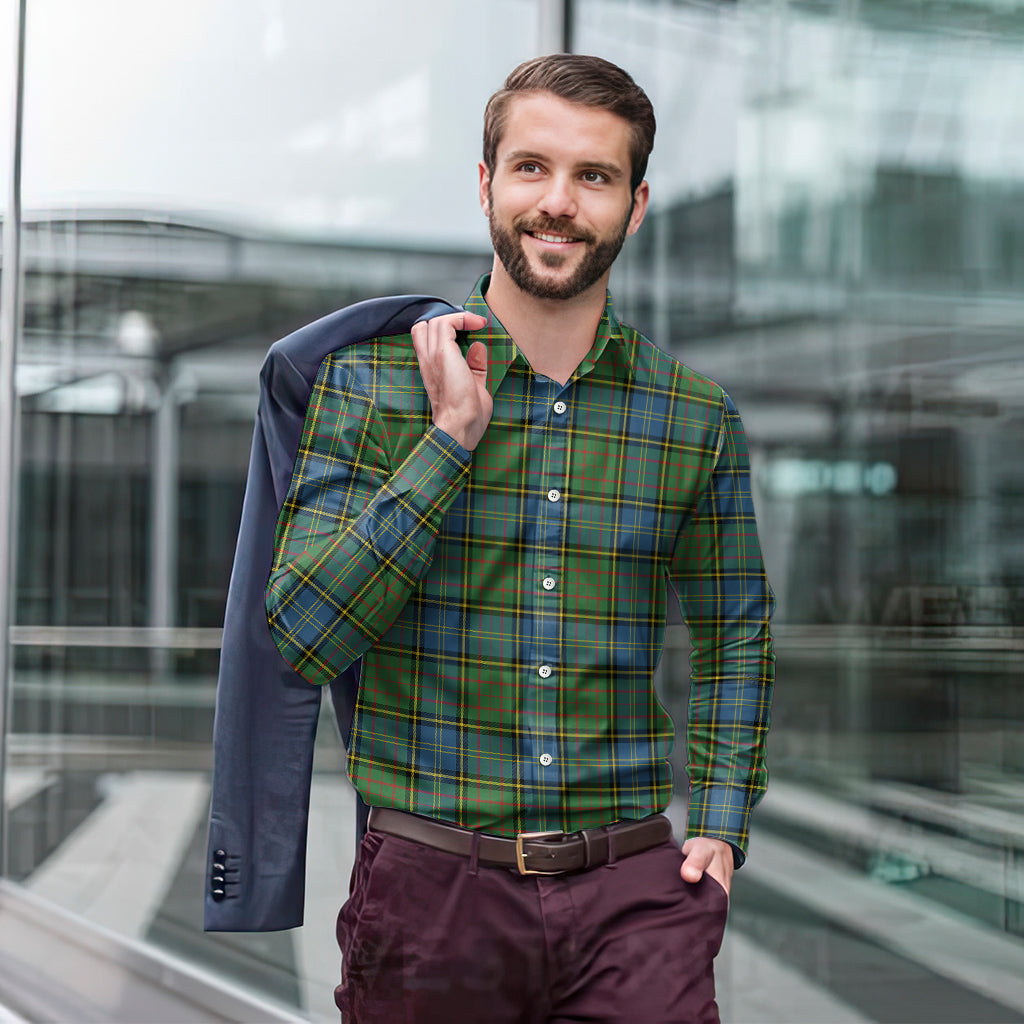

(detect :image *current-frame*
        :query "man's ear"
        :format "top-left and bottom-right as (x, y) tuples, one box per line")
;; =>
(478, 162), (491, 216)
(626, 180), (650, 237)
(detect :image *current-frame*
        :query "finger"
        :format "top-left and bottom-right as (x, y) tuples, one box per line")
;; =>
(412, 316), (457, 350)
(679, 844), (712, 883)
(441, 310), (487, 330)
(411, 319), (429, 356)
(459, 311), (488, 331)
(680, 858), (706, 883)
(423, 314), (463, 353)
(415, 311), (486, 335)
(436, 311), (487, 341)
(465, 341), (488, 377)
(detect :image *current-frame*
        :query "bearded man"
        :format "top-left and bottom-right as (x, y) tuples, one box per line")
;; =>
(265, 53), (775, 1023)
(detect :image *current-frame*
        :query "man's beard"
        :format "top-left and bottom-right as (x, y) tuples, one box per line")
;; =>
(488, 190), (630, 301)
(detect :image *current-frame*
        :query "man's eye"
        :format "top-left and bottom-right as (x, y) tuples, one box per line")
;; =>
(518, 162), (541, 174)
(582, 171), (607, 184)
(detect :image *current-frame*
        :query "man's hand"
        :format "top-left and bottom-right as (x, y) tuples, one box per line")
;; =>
(680, 836), (734, 896)
(411, 311), (491, 451)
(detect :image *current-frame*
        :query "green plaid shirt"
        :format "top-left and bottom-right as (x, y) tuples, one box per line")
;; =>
(267, 276), (774, 861)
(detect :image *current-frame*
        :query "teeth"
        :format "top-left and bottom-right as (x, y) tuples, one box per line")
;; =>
(533, 232), (575, 244)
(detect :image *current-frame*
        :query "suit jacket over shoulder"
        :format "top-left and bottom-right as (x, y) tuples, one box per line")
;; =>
(204, 294), (458, 932)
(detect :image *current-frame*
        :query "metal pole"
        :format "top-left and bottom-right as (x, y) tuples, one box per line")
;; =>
(0, 0), (28, 878)
(149, 364), (178, 677)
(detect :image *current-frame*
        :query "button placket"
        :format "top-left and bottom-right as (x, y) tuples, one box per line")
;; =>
(527, 378), (571, 828)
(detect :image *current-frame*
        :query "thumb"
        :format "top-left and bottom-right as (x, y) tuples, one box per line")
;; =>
(680, 842), (710, 883)
(466, 340), (488, 378)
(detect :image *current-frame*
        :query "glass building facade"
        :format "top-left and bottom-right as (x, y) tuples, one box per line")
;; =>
(1, 1), (1023, 1020)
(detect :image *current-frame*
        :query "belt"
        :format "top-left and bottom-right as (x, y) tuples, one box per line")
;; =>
(368, 807), (673, 876)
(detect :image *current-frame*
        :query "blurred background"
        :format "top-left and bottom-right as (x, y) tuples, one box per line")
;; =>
(0, 0), (1023, 1021)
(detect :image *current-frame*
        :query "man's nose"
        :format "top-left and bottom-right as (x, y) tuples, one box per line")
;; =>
(536, 176), (578, 220)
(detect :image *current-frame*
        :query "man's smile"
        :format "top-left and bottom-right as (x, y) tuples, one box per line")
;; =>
(528, 230), (581, 245)
(515, 216), (595, 250)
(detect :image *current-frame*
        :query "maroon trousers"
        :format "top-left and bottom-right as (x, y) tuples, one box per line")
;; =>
(335, 826), (729, 1023)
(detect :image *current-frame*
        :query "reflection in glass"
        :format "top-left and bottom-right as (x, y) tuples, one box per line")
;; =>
(9, 2), (536, 1019)
(579, 1), (1024, 1020)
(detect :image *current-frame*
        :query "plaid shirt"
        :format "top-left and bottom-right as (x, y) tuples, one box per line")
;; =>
(266, 276), (774, 861)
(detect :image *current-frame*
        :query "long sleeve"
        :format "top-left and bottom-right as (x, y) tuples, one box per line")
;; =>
(266, 353), (471, 686)
(669, 389), (775, 866)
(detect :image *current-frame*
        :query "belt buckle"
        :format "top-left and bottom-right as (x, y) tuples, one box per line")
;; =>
(515, 830), (566, 875)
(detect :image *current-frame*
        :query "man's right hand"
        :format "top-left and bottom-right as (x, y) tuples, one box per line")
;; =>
(411, 311), (491, 451)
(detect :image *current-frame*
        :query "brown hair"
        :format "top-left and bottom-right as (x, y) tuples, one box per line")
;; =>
(483, 54), (656, 193)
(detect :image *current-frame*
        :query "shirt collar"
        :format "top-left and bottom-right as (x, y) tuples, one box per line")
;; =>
(461, 274), (636, 395)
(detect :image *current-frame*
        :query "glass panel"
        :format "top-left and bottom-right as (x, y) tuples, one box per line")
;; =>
(0, 0), (20, 900)
(0, 1), (12, 215)
(12, 1), (539, 1018)
(576, 1), (1024, 1021)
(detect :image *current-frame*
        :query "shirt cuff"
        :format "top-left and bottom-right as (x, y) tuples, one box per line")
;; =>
(685, 783), (755, 868)
(428, 423), (473, 462)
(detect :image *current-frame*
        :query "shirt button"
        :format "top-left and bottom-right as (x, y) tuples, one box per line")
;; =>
(539, 753), (553, 766)
(547, 489), (561, 503)
(553, 401), (567, 415)
(542, 577), (556, 591)
(538, 664), (552, 679)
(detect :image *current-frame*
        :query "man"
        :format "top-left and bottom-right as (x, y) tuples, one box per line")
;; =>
(266, 54), (774, 1023)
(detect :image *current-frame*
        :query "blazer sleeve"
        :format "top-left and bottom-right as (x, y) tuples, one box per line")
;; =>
(204, 296), (458, 932)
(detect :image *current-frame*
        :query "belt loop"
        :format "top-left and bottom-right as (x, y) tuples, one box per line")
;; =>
(581, 829), (593, 870)
(468, 830), (480, 877)
(606, 827), (618, 869)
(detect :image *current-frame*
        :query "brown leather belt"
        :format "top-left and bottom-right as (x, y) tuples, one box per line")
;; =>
(368, 807), (673, 875)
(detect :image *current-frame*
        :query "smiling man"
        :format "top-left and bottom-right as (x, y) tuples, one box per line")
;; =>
(266, 54), (775, 1023)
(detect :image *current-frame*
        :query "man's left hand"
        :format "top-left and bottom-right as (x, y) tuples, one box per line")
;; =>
(680, 836), (734, 896)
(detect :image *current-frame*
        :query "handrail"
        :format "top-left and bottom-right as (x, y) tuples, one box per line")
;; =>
(9, 625), (223, 649)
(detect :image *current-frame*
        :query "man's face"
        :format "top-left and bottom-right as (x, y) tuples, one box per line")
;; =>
(480, 92), (649, 302)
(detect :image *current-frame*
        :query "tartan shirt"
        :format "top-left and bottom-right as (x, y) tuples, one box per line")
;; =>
(266, 275), (775, 863)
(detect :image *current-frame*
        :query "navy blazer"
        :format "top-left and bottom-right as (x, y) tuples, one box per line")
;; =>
(204, 294), (459, 932)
